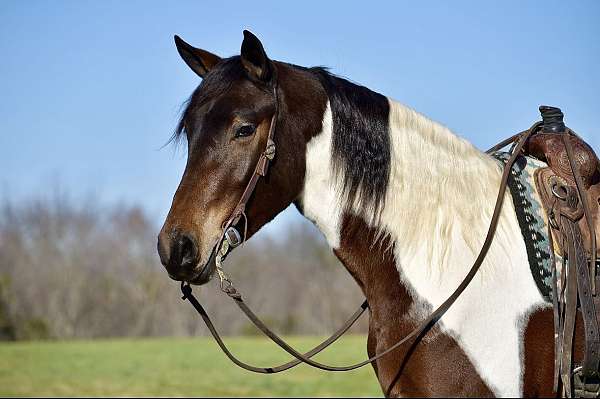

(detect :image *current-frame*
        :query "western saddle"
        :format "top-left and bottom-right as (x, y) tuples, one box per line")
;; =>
(526, 106), (600, 397)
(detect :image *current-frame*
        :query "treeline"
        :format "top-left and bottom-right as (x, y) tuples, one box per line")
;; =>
(0, 192), (366, 340)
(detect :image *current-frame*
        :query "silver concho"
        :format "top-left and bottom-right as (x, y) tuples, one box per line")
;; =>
(265, 139), (276, 160)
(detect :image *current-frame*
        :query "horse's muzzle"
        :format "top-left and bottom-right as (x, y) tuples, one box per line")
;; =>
(157, 230), (216, 285)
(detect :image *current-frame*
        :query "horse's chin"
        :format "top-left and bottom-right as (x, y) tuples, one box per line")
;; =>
(189, 249), (217, 285)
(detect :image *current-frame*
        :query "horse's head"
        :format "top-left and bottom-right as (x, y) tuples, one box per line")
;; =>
(158, 31), (326, 284)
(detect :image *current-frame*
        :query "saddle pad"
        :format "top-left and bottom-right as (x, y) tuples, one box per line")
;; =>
(493, 152), (554, 302)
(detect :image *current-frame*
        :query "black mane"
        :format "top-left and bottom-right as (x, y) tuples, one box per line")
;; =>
(309, 67), (391, 217)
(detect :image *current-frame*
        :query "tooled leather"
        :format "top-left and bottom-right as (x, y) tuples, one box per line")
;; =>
(535, 168), (600, 259)
(526, 133), (600, 190)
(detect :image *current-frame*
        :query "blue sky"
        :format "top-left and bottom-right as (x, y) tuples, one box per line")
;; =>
(1, 1), (598, 233)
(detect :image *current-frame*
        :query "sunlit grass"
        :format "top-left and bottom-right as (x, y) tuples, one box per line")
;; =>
(0, 335), (381, 397)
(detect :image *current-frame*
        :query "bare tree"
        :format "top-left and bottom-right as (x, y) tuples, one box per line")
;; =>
(0, 192), (366, 340)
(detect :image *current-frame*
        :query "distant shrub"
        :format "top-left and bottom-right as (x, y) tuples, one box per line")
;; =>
(0, 276), (17, 341)
(18, 318), (51, 341)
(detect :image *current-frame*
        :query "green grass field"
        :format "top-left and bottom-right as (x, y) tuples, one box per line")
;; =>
(0, 335), (381, 397)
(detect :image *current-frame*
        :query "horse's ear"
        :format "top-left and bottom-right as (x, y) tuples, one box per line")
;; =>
(240, 30), (273, 83)
(174, 35), (221, 78)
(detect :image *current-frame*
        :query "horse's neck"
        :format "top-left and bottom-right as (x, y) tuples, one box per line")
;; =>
(302, 98), (505, 274)
(381, 101), (506, 284)
(300, 96), (546, 396)
(300, 96), (542, 307)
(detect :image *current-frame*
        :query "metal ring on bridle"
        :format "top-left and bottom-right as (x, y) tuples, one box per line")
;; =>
(224, 227), (242, 248)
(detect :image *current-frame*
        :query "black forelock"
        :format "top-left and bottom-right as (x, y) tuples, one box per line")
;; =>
(171, 56), (247, 145)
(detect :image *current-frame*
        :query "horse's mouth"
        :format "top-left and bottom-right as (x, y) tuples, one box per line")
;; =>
(191, 249), (217, 285)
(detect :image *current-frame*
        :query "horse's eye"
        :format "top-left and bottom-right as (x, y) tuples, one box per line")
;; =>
(235, 124), (256, 138)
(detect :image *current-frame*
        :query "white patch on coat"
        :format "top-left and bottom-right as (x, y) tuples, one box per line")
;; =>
(299, 103), (342, 248)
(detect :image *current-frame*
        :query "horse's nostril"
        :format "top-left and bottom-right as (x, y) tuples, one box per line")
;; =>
(160, 230), (199, 273)
(157, 233), (171, 267)
(179, 234), (198, 267)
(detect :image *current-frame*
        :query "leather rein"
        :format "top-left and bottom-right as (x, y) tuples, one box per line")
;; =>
(179, 75), (551, 374)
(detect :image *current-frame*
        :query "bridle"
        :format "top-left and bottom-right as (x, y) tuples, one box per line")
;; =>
(198, 79), (279, 290)
(179, 70), (544, 375)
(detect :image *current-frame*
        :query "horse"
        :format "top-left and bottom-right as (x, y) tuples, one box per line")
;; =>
(157, 30), (588, 397)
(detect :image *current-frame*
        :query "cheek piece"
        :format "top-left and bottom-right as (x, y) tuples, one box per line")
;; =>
(210, 83), (279, 291)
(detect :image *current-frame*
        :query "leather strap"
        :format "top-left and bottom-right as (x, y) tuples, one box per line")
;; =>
(570, 220), (600, 378)
(222, 87), (279, 233)
(562, 218), (582, 395)
(561, 215), (600, 397)
(181, 282), (368, 374)
(563, 131), (598, 294)
(534, 127), (600, 397)
(548, 211), (562, 393)
(562, 132), (600, 397)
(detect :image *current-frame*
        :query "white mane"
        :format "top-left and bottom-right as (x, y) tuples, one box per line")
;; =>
(354, 100), (518, 276)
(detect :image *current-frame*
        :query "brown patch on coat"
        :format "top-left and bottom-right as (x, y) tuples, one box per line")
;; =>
(333, 214), (493, 397)
(522, 307), (585, 397)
